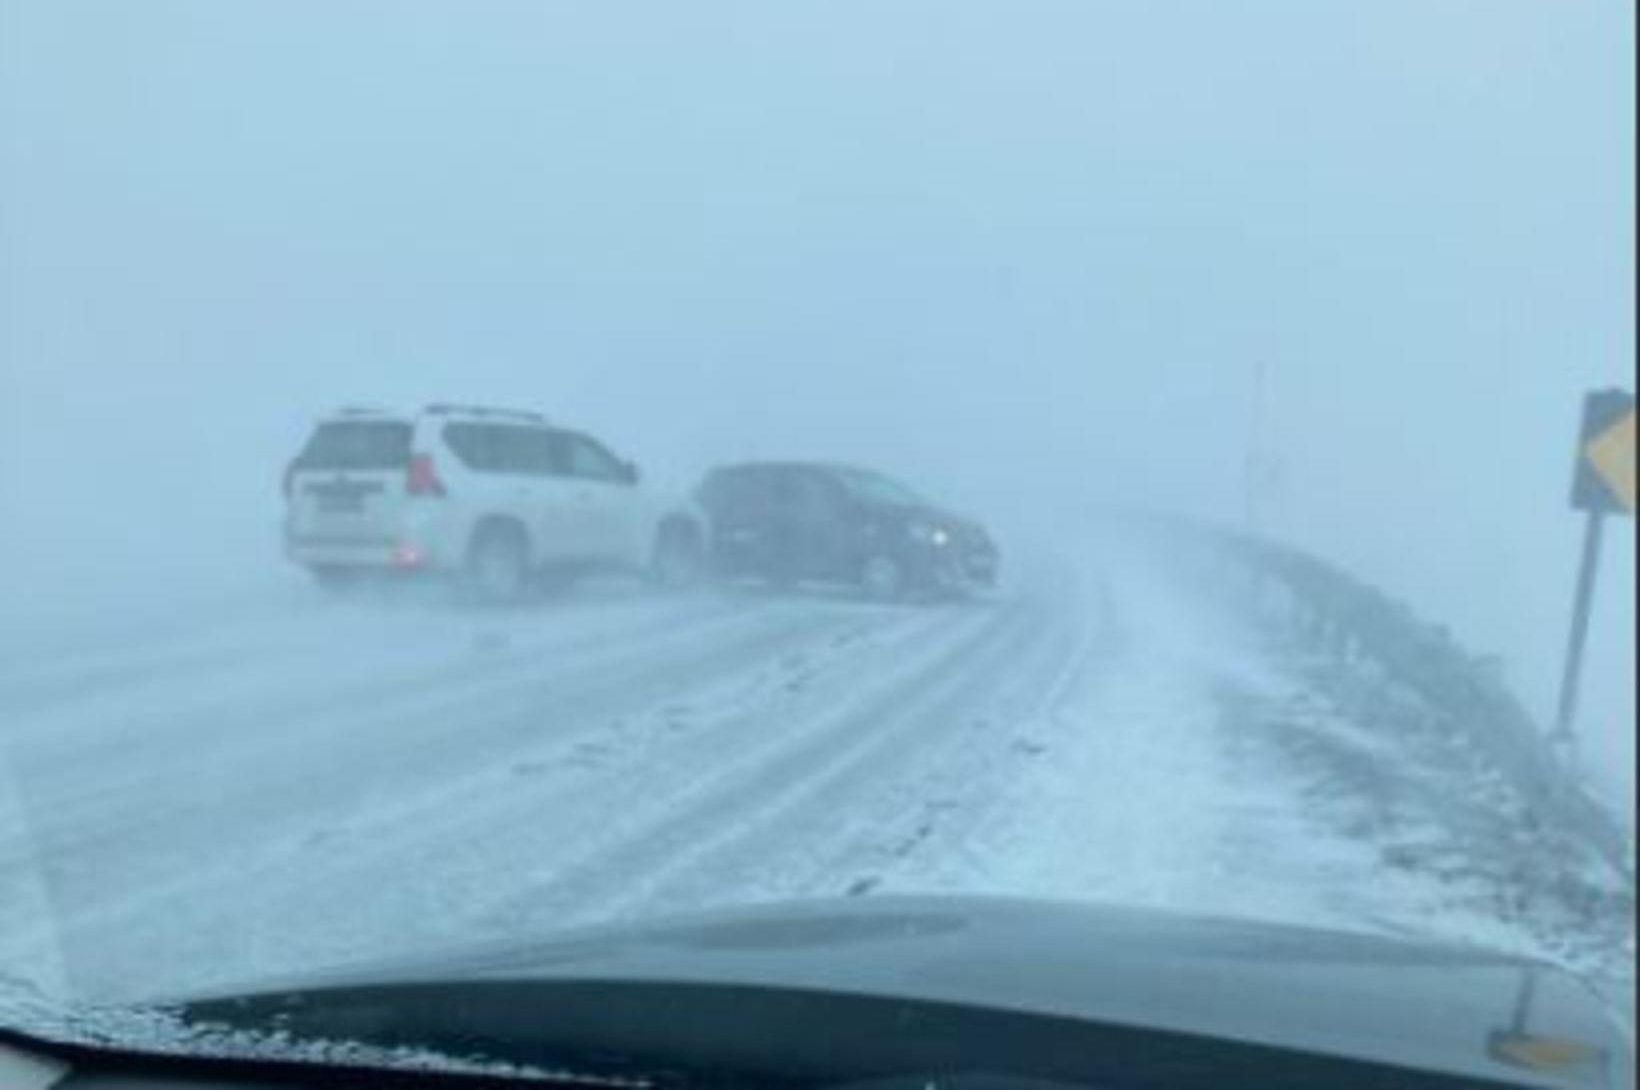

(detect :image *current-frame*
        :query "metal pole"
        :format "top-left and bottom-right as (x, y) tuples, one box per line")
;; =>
(1552, 509), (1605, 745)
(1508, 967), (1538, 1034)
(1245, 362), (1265, 533)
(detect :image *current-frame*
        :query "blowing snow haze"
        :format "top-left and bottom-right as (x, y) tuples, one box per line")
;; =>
(0, 0), (1634, 1024)
(6, 3), (1631, 798)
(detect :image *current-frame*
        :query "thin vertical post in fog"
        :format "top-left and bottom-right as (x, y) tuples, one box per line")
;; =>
(1244, 360), (1267, 535)
(1552, 506), (1605, 749)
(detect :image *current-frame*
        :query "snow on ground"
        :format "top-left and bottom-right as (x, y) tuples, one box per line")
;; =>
(0, 530), (1631, 1036)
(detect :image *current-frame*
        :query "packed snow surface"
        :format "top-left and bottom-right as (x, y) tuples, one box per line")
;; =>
(0, 531), (1630, 1039)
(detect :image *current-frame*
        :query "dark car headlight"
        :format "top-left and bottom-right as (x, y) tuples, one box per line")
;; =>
(907, 522), (953, 547)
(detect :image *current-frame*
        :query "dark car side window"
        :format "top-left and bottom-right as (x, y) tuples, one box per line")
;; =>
(700, 468), (768, 516)
(696, 472), (732, 513)
(780, 470), (844, 517)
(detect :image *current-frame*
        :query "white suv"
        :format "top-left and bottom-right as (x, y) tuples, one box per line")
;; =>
(282, 404), (705, 599)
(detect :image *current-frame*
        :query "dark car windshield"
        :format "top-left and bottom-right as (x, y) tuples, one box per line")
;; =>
(835, 468), (926, 507)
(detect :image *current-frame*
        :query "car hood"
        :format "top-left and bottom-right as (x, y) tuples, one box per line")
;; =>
(189, 896), (1629, 1088)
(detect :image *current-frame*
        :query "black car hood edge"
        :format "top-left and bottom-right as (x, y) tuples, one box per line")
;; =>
(177, 895), (1630, 1088)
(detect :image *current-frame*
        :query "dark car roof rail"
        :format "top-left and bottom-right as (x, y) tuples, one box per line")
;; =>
(422, 403), (548, 424)
(711, 460), (868, 479)
(331, 405), (399, 418)
(713, 460), (820, 473)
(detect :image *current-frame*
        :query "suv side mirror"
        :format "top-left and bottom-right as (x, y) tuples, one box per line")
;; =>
(620, 460), (640, 485)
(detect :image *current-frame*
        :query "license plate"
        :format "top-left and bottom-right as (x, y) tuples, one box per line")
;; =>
(317, 496), (364, 514)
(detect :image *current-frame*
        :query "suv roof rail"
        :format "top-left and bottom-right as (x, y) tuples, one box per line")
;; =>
(422, 402), (547, 424)
(333, 405), (396, 417)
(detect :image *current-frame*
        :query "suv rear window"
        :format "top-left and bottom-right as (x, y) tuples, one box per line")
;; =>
(296, 421), (412, 470)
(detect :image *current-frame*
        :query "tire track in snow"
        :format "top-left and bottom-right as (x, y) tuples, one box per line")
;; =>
(131, 603), (959, 993)
(9, 593), (761, 829)
(597, 582), (1094, 916)
(0, 591), (747, 753)
(471, 591), (1047, 934)
(0, 758), (71, 999)
(764, 575), (1110, 904)
(16, 597), (956, 997)
(18, 599), (839, 875)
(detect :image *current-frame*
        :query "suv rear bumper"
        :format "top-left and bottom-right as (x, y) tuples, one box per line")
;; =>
(285, 534), (435, 572)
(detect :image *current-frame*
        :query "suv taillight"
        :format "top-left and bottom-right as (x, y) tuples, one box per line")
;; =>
(407, 454), (447, 497)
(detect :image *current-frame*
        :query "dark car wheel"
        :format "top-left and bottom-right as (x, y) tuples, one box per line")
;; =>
(859, 553), (907, 601)
(759, 534), (803, 592)
(763, 561), (799, 592)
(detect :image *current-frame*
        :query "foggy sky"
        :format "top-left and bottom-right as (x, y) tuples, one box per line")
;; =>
(2, 2), (1633, 814)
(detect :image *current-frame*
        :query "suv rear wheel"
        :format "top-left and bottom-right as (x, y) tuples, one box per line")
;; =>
(465, 522), (529, 604)
(308, 565), (362, 594)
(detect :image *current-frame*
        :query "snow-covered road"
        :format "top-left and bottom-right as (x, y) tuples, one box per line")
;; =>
(0, 534), (1631, 1025)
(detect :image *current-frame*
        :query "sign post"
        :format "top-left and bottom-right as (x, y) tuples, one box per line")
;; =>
(1552, 389), (1635, 748)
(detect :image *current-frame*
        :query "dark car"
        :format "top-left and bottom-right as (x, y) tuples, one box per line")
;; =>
(696, 462), (999, 598)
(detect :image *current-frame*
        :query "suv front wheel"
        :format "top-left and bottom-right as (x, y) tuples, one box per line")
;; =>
(648, 519), (704, 589)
